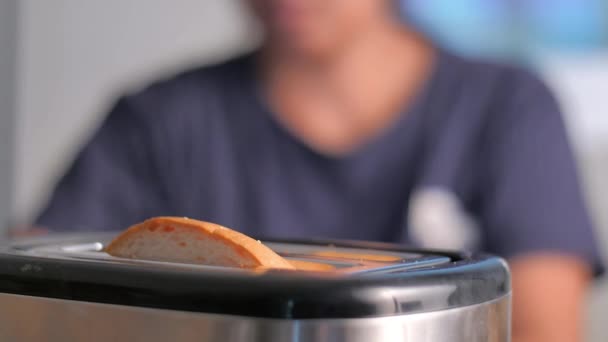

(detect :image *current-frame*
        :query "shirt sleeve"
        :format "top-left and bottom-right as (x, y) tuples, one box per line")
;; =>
(479, 69), (604, 276)
(35, 96), (168, 232)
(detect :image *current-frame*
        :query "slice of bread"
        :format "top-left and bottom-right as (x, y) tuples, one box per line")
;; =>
(105, 217), (294, 270)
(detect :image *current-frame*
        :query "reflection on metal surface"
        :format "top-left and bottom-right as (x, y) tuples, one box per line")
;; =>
(0, 293), (510, 342)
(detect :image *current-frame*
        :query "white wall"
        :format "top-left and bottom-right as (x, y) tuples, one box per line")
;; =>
(13, 0), (259, 223)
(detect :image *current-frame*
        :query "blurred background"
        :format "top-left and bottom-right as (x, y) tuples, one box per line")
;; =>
(0, 0), (606, 340)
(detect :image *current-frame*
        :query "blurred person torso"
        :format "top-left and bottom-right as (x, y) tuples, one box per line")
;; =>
(36, 0), (601, 270)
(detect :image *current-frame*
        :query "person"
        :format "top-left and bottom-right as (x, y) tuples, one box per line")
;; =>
(33, 1), (602, 341)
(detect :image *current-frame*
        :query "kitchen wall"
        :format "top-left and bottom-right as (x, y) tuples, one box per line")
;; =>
(6, 1), (608, 341)
(0, 0), (18, 233)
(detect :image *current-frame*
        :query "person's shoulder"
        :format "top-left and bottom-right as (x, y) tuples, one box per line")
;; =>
(121, 52), (255, 109)
(99, 52), (257, 131)
(429, 50), (562, 140)
(435, 50), (560, 126)
(168, 52), (254, 87)
(441, 50), (553, 98)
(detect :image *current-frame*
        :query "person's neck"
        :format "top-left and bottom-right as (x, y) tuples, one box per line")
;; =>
(259, 22), (435, 156)
(261, 19), (432, 87)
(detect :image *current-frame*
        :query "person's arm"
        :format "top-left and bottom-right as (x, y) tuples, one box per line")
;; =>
(510, 254), (591, 342)
(34, 96), (168, 232)
(478, 69), (603, 342)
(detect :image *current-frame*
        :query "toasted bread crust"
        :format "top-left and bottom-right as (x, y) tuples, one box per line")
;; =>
(105, 217), (294, 269)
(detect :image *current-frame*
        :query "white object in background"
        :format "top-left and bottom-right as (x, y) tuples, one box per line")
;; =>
(534, 50), (608, 152)
(408, 187), (480, 251)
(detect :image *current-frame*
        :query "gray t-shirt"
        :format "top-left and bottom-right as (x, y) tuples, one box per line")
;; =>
(37, 50), (604, 273)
